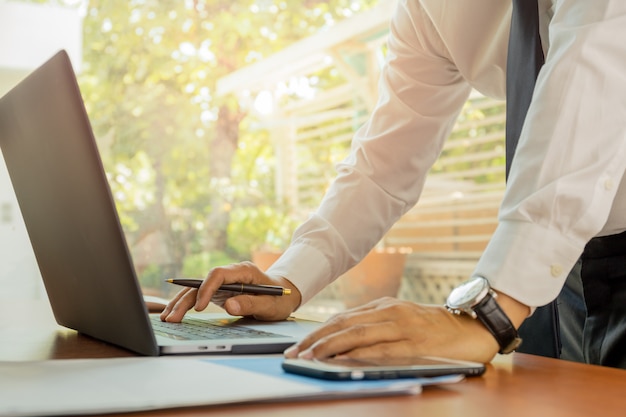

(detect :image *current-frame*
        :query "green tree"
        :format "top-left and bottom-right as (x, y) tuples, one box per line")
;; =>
(20, 0), (380, 291)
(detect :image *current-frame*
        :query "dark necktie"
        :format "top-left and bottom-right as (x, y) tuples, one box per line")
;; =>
(506, 0), (560, 358)
(505, 0), (545, 177)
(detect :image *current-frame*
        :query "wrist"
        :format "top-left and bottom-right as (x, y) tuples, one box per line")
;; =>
(492, 290), (530, 329)
(276, 276), (302, 312)
(446, 277), (524, 354)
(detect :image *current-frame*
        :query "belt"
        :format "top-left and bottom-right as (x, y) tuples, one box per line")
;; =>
(582, 230), (626, 259)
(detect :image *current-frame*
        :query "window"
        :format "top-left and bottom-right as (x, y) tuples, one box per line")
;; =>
(3, 1), (505, 310)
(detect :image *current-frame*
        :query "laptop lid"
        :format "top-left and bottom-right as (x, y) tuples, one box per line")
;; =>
(0, 51), (316, 356)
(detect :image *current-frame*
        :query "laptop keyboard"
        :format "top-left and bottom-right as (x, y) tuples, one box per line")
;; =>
(151, 316), (287, 341)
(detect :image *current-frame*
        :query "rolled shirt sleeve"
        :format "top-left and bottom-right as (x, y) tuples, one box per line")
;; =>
(474, 0), (626, 307)
(270, 0), (626, 309)
(269, 0), (475, 303)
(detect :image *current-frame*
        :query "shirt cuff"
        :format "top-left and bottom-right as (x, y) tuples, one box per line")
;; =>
(266, 243), (333, 305)
(473, 220), (584, 308)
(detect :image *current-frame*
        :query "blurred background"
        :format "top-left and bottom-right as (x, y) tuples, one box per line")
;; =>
(0, 0), (506, 314)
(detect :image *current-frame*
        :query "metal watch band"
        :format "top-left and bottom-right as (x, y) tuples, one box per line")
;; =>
(473, 293), (522, 354)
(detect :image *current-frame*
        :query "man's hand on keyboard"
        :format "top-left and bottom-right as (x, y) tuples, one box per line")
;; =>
(160, 261), (302, 323)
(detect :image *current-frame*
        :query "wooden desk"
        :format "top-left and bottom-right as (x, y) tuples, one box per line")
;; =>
(3, 300), (626, 417)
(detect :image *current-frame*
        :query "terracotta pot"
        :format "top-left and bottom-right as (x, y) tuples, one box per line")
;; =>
(252, 248), (409, 310)
(337, 249), (408, 309)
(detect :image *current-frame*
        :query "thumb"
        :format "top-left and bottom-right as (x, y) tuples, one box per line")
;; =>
(223, 294), (289, 321)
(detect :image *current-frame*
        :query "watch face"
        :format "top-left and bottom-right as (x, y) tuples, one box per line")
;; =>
(447, 277), (489, 309)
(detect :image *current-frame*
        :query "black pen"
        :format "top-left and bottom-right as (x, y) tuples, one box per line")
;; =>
(165, 279), (291, 296)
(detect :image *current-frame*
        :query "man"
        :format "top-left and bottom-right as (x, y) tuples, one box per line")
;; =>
(162, 0), (626, 367)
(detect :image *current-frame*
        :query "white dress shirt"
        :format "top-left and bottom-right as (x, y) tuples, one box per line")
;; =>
(268, 0), (626, 308)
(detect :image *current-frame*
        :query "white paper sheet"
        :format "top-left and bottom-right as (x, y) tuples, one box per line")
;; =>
(0, 357), (425, 416)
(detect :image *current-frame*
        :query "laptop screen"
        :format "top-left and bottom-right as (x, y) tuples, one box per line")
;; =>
(0, 51), (160, 356)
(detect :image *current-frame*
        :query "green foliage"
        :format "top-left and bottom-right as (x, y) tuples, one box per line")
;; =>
(181, 251), (240, 278)
(228, 203), (300, 255)
(18, 0), (381, 292)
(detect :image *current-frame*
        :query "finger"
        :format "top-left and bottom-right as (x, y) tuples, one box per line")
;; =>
(223, 293), (292, 321)
(298, 320), (405, 359)
(209, 291), (238, 309)
(159, 288), (192, 320)
(162, 288), (199, 322)
(336, 341), (418, 360)
(343, 335), (493, 363)
(194, 262), (264, 311)
(285, 308), (395, 358)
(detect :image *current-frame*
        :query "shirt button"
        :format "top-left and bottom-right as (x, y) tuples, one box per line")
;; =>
(604, 178), (614, 190)
(550, 264), (563, 277)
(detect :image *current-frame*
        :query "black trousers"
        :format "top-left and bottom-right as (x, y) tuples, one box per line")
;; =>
(517, 230), (626, 369)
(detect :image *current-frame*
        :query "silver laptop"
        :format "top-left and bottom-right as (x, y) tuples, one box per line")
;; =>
(0, 50), (318, 356)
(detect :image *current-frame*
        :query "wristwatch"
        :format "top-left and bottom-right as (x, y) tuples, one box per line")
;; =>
(445, 277), (522, 354)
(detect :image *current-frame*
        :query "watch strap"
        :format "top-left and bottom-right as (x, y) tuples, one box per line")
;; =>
(473, 293), (522, 354)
